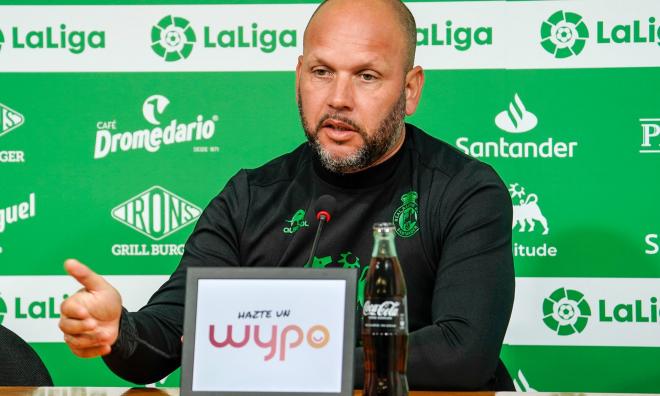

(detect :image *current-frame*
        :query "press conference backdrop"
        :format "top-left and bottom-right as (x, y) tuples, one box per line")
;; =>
(0, 0), (659, 392)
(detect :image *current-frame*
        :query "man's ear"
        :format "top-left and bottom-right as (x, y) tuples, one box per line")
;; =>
(404, 66), (425, 116)
(295, 55), (303, 102)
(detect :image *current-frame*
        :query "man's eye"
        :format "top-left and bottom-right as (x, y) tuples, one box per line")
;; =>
(360, 73), (377, 82)
(312, 69), (330, 77)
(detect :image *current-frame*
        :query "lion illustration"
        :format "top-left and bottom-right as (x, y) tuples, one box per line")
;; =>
(512, 193), (549, 235)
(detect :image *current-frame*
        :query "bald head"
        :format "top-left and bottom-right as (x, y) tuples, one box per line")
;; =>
(304, 0), (417, 71)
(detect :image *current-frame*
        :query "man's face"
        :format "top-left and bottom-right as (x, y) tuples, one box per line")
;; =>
(296, 1), (414, 173)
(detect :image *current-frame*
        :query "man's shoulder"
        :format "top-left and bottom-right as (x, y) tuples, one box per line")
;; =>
(242, 142), (311, 188)
(406, 123), (491, 180)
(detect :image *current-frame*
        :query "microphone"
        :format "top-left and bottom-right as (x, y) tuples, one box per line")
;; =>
(306, 194), (336, 267)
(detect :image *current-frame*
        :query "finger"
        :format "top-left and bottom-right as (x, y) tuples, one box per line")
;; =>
(64, 259), (109, 292)
(60, 294), (91, 320)
(63, 332), (110, 349)
(59, 317), (97, 335)
(69, 345), (112, 358)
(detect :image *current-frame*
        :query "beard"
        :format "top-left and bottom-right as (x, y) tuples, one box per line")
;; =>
(297, 90), (406, 174)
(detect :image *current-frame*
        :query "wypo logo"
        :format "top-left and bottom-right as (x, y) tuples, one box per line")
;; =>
(112, 186), (201, 242)
(543, 287), (591, 336)
(94, 95), (218, 160)
(151, 15), (196, 62)
(508, 183), (557, 258)
(208, 323), (330, 362)
(456, 94), (578, 159)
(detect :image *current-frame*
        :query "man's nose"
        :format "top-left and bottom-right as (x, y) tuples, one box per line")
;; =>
(327, 74), (354, 112)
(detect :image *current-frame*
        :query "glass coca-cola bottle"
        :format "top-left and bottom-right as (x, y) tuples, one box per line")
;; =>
(362, 222), (408, 396)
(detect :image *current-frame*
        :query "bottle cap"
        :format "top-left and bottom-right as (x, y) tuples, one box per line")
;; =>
(373, 222), (396, 236)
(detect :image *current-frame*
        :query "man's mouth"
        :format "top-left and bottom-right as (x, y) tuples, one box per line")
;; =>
(322, 119), (356, 132)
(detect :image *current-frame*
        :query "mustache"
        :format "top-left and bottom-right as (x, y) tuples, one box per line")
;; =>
(315, 113), (364, 135)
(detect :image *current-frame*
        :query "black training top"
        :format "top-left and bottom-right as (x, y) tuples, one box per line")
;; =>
(104, 123), (515, 390)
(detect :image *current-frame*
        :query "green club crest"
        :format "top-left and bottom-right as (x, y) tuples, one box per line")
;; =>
(0, 29), (4, 52)
(151, 15), (196, 62)
(541, 11), (589, 59)
(283, 209), (309, 234)
(393, 191), (419, 238)
(542, 287), (591, 336)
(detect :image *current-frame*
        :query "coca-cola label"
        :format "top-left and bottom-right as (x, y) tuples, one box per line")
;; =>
(363, 301), (400, 317)
(362, 298), (407, 333)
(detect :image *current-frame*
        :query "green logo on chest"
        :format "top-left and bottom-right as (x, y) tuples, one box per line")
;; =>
(393, 191), (419, 237)
(283, 209), (309, 234)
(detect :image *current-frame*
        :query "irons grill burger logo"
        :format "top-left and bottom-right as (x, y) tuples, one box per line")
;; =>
(112, 186), (201, 241)
(208, 324), (330, 362)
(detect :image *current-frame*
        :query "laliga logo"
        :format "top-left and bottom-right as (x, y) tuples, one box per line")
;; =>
(209, 324), (330, 361)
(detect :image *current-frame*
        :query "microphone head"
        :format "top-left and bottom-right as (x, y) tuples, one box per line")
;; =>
(314, 194), (336, 222)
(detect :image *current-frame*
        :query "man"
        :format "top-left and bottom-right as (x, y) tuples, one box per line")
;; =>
(60, 0), (515, 390)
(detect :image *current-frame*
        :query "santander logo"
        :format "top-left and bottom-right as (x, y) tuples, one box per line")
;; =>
(208, 324), (330, 361)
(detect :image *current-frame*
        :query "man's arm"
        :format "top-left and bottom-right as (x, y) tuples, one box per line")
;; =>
(355, 162), (514, 390)
(101, 171), (248, 384)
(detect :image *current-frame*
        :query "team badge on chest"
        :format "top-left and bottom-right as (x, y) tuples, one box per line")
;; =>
(393, 191), (419, 238)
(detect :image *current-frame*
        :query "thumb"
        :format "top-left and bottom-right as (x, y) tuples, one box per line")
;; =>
(64, 259), (109, 292)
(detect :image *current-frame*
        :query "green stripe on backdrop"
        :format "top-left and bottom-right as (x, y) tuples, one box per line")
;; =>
(1, 68), (659, 278)
(501, 345), (660, 393)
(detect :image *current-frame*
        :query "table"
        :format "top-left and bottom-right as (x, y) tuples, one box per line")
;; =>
(0, 389), (499, 396)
